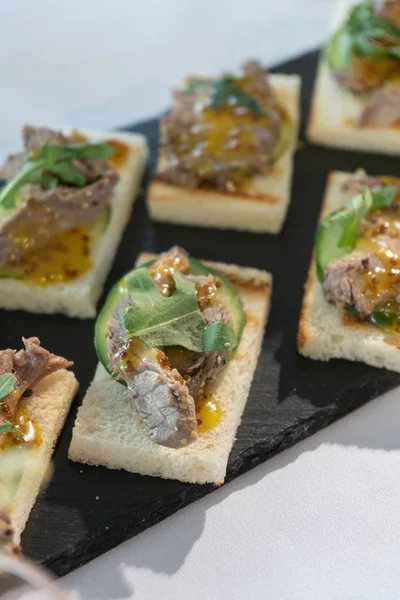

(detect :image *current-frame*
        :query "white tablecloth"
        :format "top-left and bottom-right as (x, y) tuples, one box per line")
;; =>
(4, 1), (400, 598)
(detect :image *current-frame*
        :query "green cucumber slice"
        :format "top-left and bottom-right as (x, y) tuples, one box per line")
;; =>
(270, 107), (293, 165)
(95, 258), (247, 380)
(325, 27), (354, 72)
(0, 265), (25, 279)
(93, 205), (111, 239)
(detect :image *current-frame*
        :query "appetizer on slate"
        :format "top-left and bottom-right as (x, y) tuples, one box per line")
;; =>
(308, 0), (400, 154)
(0, 125), (148, 317)
(298, 169), (400, 371)
(148, 61), (300, 233)
(0, 338), (78, 549)
(69, 246), (271, 484)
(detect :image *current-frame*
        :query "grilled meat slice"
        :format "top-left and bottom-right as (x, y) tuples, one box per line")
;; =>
(158, 60), (282, 191)
(167, 274), (232, 397)
(342, 172), (385, 194)
(107, 299), (197, 448)
(323, 236), (400, 317)
(0, 337), (72, 427)
(106, 247), (233, 447)
(358, 83), (400, 128)
(0, 172), (117, 268)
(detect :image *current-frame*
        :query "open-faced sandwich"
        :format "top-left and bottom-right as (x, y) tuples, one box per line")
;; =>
(0, 125), (148, 317)
(298, 169), (400, 371)
(147, 61), (301, 233)
(0, 338), (77, 551)
(69, 246), (271, 484)
(308, 0), (400, 154)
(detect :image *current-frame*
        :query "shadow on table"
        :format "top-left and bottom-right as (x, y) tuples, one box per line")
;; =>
(64, 383), (400, 600)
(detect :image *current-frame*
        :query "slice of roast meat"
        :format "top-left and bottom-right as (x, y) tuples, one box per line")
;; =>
(158, 60), (282, 191)
(0, 349), (14, 377)
(342, 171), (385, 194)
(22, 125), (69, 151)
(323, 236), (400, 317)
(323, 249), (382, 317)
(0, 125), (111, 184)
(359, 84), (400, 128)
(334, 67), (372, 94)
(107, 298), (197, 448)
(0, 171), (117, 268)
(0, 337), (72, 427)
(0, 154), (25, 181)
(166, 274), (232, 397)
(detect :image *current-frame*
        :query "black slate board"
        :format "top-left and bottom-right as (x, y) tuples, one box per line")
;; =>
(2, 49), (400, 576)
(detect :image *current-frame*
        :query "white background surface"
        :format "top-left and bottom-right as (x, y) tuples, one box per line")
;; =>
(4, 1), (400, 599)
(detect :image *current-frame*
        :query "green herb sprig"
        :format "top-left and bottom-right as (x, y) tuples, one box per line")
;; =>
(121, 267), (237, 352)
(0, 373), (17, 437)
(185, 77), (264, 115)
(326, 0), (400, 71)
(0, 142), (115, 210)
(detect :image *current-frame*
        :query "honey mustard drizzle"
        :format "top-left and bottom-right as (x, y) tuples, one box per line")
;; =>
(355, 178), (400, 310)
(1, 134), (130, 286)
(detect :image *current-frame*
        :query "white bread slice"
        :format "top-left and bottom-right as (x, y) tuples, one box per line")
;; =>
(307, 0), (400, 155)
(147, 74), (301, 234)
(69, 255), (272, 485)
(4, 369), (79, 546)
(298, 170), (400, 372)
(0, 130), (149, 318)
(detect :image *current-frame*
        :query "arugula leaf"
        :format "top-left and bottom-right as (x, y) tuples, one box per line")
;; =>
(122, 269), (208, 352)
(185, 77), (264, 115)
(121, 267), (237, 352)
(0, 373), (16, 402)
(0, 142), (115, 210)
(316, 186), (398, 281)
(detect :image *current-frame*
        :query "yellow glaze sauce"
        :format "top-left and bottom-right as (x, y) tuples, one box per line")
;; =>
(195, 393), (224, 434)
(165, 71), (289, 186)
(357, 236), (400, 305)
(354, 177), (400, 312)
(1, 408), (41, 449)
(14, 225), (93, 286)
(351, 55), (400, 90)
(106, 139), (130, 169)
(149, 252), (190, 297)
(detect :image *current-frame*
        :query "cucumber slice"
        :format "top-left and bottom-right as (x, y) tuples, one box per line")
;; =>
(93, 205), (111, 239)
(270, 106), (293, 165)
(95, 258), (246, 380)
(0, 265), (24, 279)
(325, 27), (354, 72)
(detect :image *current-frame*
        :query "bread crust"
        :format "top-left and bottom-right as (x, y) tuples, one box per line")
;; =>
(147, 74), (301, 233)
(69, 256), (272, 484)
